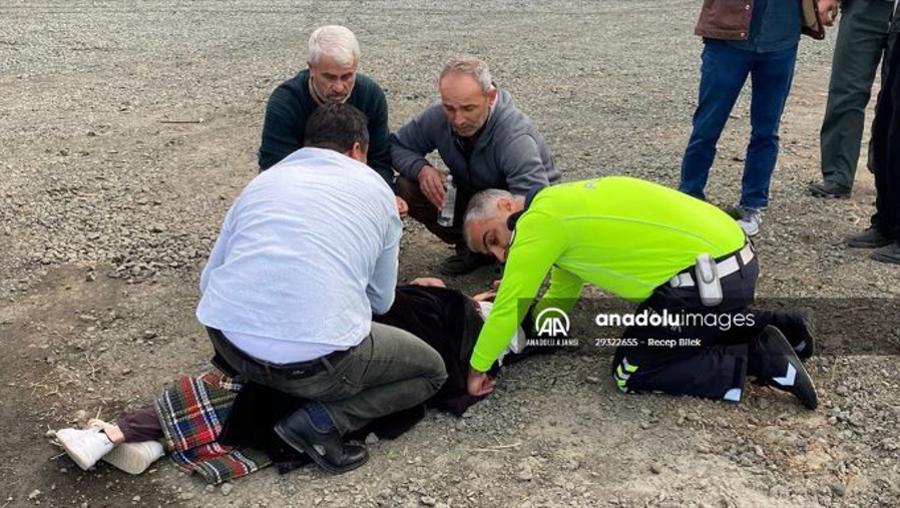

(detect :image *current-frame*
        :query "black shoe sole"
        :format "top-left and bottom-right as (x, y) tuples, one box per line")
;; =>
(756, 326), (818, 410)
(273, 422), (368, 474)
(870, 250), (900, 265)
(807, 183), (850, 199)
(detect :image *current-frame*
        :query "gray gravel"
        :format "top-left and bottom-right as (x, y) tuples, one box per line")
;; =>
(1, 1), (898, 507)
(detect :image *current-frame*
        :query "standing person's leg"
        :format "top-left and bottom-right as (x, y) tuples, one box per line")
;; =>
(816, 0), (893, 195)
(679, 41), (753, 201)
(870, 30), (900, 264)
(739, 45), (798, 213)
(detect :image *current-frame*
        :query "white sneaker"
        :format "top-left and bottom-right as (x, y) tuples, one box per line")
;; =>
(736, 206), (763, 237)
(102, 440), (164, 475)
(56, 427), (114, 470)
(87, 418), (164, 475)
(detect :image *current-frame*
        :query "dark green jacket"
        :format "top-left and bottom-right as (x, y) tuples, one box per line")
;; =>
(257, 70), (393, 189)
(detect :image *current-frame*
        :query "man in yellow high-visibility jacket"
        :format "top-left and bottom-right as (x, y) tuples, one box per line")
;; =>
(462, 176), (818, 409)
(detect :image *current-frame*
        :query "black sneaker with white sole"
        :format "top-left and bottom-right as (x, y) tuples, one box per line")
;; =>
(750, 326), (818, 410)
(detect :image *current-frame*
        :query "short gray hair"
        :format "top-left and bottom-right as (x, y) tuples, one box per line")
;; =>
(439, 56), (492, 93)
(463, 189), (513, 249)
(308, 25), (360, 67)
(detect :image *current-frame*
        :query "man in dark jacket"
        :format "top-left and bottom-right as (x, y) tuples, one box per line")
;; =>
(846, 2), (900, 264)
(679, 0), (827, 237)
(258, 25), (407, 216)
(390, 56), (560, 275)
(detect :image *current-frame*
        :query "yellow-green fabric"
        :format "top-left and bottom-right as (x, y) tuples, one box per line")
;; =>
(470, 176), (746, 372)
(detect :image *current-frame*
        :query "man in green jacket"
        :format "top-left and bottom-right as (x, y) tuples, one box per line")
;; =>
(462, 177), (818, 409)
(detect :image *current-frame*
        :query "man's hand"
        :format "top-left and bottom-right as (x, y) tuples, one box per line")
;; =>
(466, 368), (496, 397)
(472, 290), (497, 302)
(417, 165), (447, 210)
(409, 277), (446, 288)
(396, 196), (409, 218)
(818, 0), (839, 26)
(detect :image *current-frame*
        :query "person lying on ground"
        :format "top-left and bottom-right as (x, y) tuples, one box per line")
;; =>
(52, 280), (528, 481)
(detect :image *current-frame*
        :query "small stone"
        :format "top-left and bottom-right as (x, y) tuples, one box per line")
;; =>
(831, 481), (845, 497)
(73, 410), (89, 425)
(650, 463), (662, 475)
(205, 485), (215, 493)
(420, 496), (436, 506)
(132, 495), (141, 502)
(586, 376), (601, 384)
(640, 421), (651, 430)
(835, 385), (849, 396)
(517, 469), (534, 482)
(365, 432), (379, 445)
(45, 430), (56, 439)
(221, 483), (233, 496)
(28, 490), (41, 500)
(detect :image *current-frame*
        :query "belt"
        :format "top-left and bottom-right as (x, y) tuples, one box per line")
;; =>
(207, 327), (351, 380)
(668, 243), (754, 289)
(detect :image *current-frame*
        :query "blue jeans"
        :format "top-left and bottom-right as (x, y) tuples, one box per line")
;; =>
(679, 40), (798, 209)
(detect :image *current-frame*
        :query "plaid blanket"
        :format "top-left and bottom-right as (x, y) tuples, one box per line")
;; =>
(154, 371), (271, 484)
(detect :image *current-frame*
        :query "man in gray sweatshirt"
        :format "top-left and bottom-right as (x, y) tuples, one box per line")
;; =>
(391, 56), (560, 275)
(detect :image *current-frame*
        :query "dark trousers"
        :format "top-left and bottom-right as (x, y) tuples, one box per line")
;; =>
(679, 40), (798, 208)
(396, 176), (472, 245)
(208, 324), (448, 435)
(870, 29), (900, 241)
(117, 406), (163, 442)
(612, 254), (761, 402)
(820, 0), (893, 189)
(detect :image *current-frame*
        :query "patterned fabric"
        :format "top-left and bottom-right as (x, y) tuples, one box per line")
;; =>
(154, 371), (271, 484)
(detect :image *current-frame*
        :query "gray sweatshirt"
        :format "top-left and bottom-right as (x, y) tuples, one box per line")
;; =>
(390, 89), (560, 195)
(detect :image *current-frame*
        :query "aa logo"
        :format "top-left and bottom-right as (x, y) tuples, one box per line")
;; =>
(535, 307), (570, 337)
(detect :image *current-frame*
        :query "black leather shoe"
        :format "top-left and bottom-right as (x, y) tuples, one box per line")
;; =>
(751, 326), (818, 410)
(870, 242), (900, 265)
(808, 181), (850, 199)
(274, 408), (368, 474)
(440, 244), (496, 276)
(846, 227), (892, 248)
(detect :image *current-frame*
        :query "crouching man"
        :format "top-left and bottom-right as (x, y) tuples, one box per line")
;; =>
(462, 177), (818, 409)
(198, 104), (447, 474)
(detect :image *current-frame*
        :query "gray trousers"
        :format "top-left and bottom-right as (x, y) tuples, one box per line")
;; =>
(210, 323), (448, 435)
(820, 0), (894, 190)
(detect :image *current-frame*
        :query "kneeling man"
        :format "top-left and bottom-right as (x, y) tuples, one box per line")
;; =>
(198, 104), (447, 474)
(462, 177), (818, 409)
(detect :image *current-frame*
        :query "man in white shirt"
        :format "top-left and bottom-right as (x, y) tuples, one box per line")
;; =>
(197, 103), (447, 474)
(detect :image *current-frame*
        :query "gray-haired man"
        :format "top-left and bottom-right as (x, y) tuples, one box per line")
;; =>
(258, 25), (407, 216)
(391, 56), (560, 275)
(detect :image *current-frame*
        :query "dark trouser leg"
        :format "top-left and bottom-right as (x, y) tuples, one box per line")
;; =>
(612, 255), (759, 402)
(870, 31), (900, 240)
(679, 40), (753, 201)
(229, 323), (448, 435)
(820, 0), (893, 189)
(116, 406), (164, 442)
(396, 176), (464, 245)
(740, 45), (797, 209)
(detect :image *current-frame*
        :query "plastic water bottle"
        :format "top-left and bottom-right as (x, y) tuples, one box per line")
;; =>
(437, 175), (457, 227)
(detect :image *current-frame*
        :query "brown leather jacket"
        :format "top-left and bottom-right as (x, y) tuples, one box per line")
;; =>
(695, 0), (825, 41)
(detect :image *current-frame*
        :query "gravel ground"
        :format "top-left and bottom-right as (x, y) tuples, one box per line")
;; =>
(1, 1), (898, 507)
